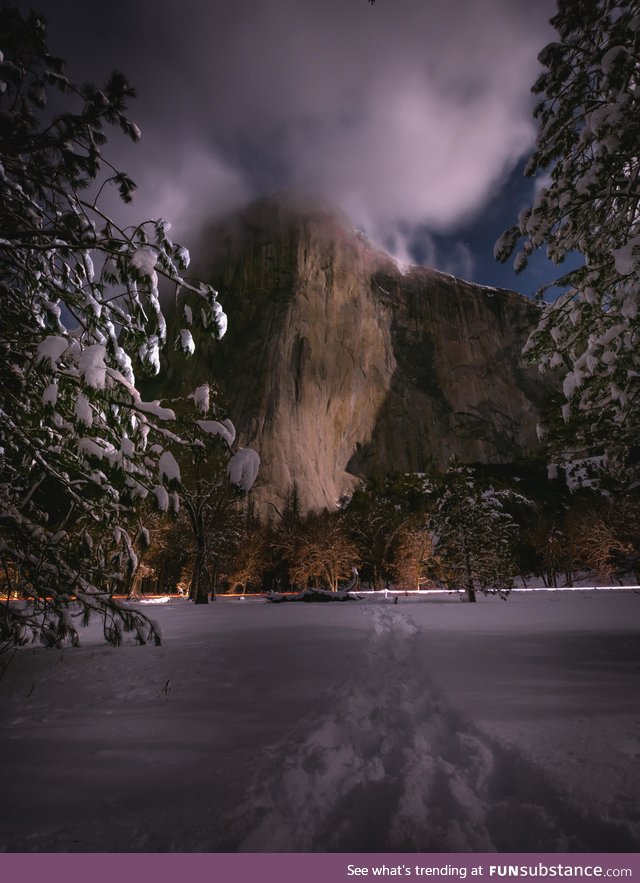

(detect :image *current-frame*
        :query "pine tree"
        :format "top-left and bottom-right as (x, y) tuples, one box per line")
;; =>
(495, 0), (640, 484)
(429, 460), (519, 602)
(346, 474), (433, 589)
(0, 10), (254, 648)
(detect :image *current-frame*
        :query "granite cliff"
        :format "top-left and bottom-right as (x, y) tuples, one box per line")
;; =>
(155, 196), (547, 514)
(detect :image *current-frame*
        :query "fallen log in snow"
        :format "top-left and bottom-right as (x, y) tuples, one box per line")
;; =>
(265, 588), (363, 603)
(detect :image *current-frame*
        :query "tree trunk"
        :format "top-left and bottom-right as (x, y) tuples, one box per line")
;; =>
(128, 568), (144, 599)
(464, 549), (476, 602)
(346, 568), (360, 591)
(211, 559), (218, 601)
(190, 548), (210, 605)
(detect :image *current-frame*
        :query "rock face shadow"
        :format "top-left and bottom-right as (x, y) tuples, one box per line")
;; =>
(157, 195), (548, 517)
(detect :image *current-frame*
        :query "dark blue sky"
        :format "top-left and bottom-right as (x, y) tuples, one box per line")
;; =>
(411, 160), (579, 298)
(25, 0), (563, 298)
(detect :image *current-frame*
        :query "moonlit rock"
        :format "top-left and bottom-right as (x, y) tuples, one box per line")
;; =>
(177, 196), (549, 515)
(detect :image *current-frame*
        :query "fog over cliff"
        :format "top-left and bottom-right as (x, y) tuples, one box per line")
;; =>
(151, 196), (549, 514)
(36, 0), (556, 290)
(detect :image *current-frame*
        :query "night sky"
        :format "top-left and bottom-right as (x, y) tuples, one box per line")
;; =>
(23, 0), (561, 295)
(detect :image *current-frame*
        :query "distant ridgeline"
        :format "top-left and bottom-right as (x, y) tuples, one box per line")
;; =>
(148, 194), (551, 515)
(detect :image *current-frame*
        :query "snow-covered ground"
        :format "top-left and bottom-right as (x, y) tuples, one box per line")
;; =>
(0, 591), (638, 852)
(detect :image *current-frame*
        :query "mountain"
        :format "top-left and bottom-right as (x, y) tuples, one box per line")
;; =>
(154, 195), (549, 515)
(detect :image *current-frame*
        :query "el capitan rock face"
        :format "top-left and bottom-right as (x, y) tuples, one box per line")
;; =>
(156, 196), (547, 514)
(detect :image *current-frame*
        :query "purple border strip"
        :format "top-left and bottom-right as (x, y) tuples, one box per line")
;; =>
(2, 853), (639, 883)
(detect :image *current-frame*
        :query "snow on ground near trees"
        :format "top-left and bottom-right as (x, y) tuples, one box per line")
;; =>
(0, 592), (639, 852)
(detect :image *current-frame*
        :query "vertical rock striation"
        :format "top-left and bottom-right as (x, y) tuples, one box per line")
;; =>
(157, 195), (547, 515)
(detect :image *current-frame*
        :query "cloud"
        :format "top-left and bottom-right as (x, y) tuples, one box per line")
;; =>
(256, 0), (552, 260)
(39, 0), (556, 264)
(114, 139), (251, 239)
(382, 226), (476, 281)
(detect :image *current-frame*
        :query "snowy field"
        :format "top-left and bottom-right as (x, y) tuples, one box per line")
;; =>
(0, 591), (639, 853)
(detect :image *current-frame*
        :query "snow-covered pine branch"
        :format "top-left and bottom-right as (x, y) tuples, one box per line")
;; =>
(427, 459), (520, 602)
(495, 0), (640, 486)
(0, 10), (254, 649)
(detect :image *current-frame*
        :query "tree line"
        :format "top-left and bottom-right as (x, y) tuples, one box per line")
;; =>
(133, 457), (640, 603)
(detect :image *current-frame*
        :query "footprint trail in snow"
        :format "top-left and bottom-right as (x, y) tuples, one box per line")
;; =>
(229, 606), (634, 852)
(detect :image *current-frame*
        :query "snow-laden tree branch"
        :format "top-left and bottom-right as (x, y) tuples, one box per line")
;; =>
(496, 0), (640, 485)
(0, 10), (257, 649)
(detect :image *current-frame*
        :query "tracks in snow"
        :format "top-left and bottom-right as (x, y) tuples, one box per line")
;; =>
(226, 606), (636, 852)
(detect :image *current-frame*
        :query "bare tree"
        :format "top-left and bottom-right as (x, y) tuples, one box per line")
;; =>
(289, 513), (359, 592)
(524, 517), (573, 588)
(222, 523), (269, 594)
(177, 451), (244, 604)
(567, 498), (640, 584)
(392, 521), (435, 592)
